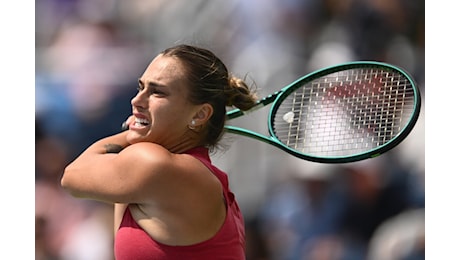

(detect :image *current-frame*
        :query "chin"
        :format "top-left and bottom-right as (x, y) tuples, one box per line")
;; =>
(127, 131), (148, 143)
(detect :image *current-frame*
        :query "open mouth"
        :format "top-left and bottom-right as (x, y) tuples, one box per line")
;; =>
(134, 117), (150, 127)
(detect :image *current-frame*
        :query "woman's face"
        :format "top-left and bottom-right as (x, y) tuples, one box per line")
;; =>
(127, 54), (200, 150)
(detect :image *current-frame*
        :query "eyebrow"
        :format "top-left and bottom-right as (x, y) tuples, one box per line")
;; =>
(138, 78), (167, 88)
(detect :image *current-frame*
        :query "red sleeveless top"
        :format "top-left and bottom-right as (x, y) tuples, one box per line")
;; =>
(114, 147), (246, 260)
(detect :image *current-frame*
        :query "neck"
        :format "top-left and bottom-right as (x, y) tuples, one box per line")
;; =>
(166, 131), (202, 154)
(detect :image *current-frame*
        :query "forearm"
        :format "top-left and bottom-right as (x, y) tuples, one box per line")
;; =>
(61, 131), (131, 197)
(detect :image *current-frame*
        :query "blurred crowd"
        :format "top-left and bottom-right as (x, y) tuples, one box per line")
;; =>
(35, 0), (425, 259)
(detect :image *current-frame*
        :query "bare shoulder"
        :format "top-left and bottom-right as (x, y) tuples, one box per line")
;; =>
(121, 142), (173, 165)
(122, 144), (227, 245)
(120, 143), (222, 205)
(121, 142), (214, 182)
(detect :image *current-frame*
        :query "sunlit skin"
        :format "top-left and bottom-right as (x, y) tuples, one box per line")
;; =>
(127, 54), (208, 153)
(61, 54), (226, 246)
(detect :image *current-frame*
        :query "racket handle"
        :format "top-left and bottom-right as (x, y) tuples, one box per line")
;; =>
(121, 121), (128, 131)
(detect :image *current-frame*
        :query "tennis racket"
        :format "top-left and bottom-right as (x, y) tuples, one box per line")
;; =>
(225, 61), (421, 163)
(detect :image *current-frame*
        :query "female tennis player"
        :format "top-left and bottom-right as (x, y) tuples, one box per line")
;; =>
(61, 44), (258, 259)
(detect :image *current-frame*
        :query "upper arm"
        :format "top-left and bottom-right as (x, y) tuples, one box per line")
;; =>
(61, 142), (180, 204)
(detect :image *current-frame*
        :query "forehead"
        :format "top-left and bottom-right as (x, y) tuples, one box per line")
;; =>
(140, 54), (187, 88)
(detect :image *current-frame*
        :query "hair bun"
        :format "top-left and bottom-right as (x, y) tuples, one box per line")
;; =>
(225, 75), (258, 111)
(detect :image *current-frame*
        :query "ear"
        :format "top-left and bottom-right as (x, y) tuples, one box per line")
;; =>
(192, 103), (213, 126)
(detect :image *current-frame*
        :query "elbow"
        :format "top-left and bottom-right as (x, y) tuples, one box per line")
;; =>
(60, 167), (81, 198)
(60, 167), (71, 190)
(60, 173), (70, 191)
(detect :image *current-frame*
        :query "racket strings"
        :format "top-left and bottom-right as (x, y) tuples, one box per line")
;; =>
(273, 68), (416, 157)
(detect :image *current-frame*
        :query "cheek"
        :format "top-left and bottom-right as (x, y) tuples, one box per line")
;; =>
(152, 107), (188, 130)
(149, 97), (194, 129)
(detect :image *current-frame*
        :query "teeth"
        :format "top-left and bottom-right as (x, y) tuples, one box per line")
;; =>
(135, 117), (149, 126)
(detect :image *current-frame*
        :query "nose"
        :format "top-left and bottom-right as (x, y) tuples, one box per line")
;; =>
(131, 90), (147, 109)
